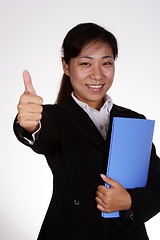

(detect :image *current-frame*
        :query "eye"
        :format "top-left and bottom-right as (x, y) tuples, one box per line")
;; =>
(103, 61), (112, 66)
(80, 62), (91, 66)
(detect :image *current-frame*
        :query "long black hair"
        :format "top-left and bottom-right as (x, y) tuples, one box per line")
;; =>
(56, 22), (118, 104)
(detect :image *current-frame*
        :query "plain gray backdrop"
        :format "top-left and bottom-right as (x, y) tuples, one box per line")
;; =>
(1, 0), (160, 239)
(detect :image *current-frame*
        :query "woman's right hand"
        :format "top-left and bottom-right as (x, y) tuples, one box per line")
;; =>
(17, 70), (43, 133)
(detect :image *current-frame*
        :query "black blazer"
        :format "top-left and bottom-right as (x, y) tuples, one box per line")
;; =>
(14, 96), (160, 240)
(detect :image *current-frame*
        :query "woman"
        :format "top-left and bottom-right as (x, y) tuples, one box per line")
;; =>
(14, 22), (160, 240)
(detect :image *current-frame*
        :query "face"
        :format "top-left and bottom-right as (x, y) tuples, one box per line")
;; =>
(62, 42), (115, 110)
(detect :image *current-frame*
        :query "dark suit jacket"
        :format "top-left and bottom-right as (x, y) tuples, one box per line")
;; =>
(14, 96), (160, 240)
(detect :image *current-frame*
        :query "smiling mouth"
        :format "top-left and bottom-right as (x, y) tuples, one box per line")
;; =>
(86, 84), (104, 92)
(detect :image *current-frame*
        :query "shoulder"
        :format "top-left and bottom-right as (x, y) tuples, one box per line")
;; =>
(43, 104), (59, 111)
(41, 104), (68, 126)
(42, 104), (63, 115)
(42, 103), (72, 121)
(111, 104), (146, 119)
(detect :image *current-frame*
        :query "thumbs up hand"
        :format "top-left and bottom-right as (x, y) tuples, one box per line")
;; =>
(17, 70), (43, 133)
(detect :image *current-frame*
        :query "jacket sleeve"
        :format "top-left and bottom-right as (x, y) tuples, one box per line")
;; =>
(127, 143), (160, 223)
(13, 105), (59, 155)
(13, 115), (38, 147)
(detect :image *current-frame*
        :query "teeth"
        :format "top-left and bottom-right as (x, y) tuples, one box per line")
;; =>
(87, 84), (103, 89)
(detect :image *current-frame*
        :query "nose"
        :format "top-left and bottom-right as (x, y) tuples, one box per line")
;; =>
(89, 66), (102, 80)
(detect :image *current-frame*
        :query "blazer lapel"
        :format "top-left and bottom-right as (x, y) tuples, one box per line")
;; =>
(57, 97), (107, 151)
(57, 98), (131, 152)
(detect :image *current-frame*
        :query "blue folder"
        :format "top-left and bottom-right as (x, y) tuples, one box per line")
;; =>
(102, 117), (155, 218)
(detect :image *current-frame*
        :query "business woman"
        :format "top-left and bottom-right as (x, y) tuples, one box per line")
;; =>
(14, 22), (160, 240)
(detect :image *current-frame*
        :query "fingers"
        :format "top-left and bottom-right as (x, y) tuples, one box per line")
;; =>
(17, 100), (43, 133)
(23, 70), (36, 95)
(96, 189), (111, 213)
(17, 117), (41, 132)
(19, 92), (43, 105)
(17, 99), (43, 115)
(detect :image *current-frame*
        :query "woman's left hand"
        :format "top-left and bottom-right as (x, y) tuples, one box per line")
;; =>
(96, 174), (132, 213)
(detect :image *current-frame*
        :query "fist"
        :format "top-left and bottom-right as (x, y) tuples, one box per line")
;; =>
(17, 70), (43, 133)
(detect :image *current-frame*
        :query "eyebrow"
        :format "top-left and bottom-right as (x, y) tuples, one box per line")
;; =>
(79, 55), (114, 59)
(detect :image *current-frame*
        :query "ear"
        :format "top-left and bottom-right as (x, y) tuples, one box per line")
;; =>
(62, 58), (70, 76)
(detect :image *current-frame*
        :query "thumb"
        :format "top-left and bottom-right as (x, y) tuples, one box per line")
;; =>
(23, 70), (37, 95)
(100, 174), (117, 187)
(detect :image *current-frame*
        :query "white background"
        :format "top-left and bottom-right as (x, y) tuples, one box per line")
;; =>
(0, 0), (160, 239)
